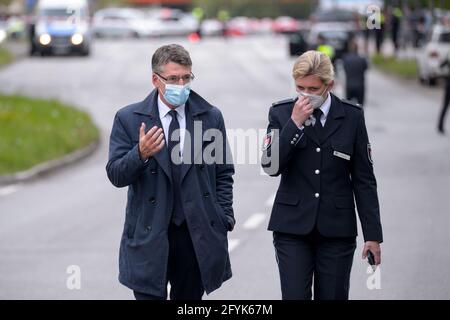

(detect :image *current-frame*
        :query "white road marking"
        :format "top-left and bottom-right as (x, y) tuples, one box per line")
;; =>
(228, 239), (240, 253)
(0, 185), (20, 197)
(243, 213), (267, 230)
(265, 192), (276, 207)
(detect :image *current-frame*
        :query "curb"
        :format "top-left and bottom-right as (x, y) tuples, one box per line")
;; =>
(0, 139), (101, 186)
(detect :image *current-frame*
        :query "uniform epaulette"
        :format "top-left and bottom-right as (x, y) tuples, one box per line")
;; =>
(341, 99), (362, 109)
(271, 97), (296, 107)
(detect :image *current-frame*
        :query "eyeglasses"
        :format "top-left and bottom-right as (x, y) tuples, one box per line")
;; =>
(155, 72), (195, 85)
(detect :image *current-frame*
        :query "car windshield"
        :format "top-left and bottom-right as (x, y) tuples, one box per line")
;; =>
(40, 8), (87, 18)
(319, 31), (348, 40)
(439, 32), (450, 43)
(314, 10), (354, 22)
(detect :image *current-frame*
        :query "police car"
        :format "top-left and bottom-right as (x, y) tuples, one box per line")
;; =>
(31, 0), (91, 56)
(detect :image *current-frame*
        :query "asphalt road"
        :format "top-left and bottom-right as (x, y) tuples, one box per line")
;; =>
(1, 35), (449, 299)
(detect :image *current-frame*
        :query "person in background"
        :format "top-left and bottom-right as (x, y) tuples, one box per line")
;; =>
(342, 41), (369, 106)
(438, 53), (450, 134)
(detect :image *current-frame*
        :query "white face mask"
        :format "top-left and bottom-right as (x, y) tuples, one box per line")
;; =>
(298, 86), (328, 109)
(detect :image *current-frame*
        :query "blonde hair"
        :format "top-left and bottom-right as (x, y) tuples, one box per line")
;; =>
(292, 50), (334, 85)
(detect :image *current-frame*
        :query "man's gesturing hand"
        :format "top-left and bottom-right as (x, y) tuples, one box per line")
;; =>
(138, 123), (165, 160)
(291, 96), (314, 127)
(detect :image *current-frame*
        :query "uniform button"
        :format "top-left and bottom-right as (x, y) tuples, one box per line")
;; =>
(315, 170), (320, 175)
(149, 197), (156, 204)
(315, 193), (320, 198)
(293, 137), (297, 141)
(145, 226), (152, 232)
(295, 134), (300, 138)
(316, 148), (321, 153)
(291, 141), (295, 145)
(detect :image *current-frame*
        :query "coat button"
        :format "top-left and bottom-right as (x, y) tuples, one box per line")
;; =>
(316, 148), (321, 153)
(315, 170), (320, 175)
(204, 192), (210, 198)
(150, 169), (157, 174)
(315, 193), (320, 198)
(145, 226), (152, 232)
(149, 197), (156, 204)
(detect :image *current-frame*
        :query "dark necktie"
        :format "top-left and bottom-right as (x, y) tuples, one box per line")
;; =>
(313, 108), (323, 137)
(168, 110), (184, 225)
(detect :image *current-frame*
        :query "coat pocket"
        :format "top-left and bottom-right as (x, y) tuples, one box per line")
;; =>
(334, 196), (355, 209)
(274, 192), (301, 206)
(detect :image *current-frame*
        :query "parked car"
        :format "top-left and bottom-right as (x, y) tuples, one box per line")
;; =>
(148, 8), (198, 37)
(31, 0), (91, 56)
(92, 8), (156, 38)
(417, 24), (450, 86)
(306, 22), (356, 61)
(288, 30), (309, 57)
(310, 8), (359, 30)
(272, 16), (300, 34)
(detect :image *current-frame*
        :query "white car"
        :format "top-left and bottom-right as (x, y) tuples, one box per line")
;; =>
(92, 8), (156, 38)
(0, 21), (7, 43)
(147, 8), (198, 37)
(417, 24), (450, 86)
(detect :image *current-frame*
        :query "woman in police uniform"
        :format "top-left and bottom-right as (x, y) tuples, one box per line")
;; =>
(261, 51), (383, 300)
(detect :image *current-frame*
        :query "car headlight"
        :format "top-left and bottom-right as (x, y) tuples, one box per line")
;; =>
(71, 33), (83, 45)
(39, 34), (51, 45)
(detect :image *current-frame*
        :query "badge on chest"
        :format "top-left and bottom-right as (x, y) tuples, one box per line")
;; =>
(333, 150), (351, 161)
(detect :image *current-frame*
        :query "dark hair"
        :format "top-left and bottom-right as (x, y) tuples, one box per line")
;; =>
(152, 44), (192, 74)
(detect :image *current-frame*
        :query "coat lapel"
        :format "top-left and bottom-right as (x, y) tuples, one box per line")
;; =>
(133, 90), (172, 180)
(320, 94), (346, 143)
(180, 90), (213, 184)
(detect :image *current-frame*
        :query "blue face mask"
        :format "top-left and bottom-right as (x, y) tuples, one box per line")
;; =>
(163, 83), (191, 107)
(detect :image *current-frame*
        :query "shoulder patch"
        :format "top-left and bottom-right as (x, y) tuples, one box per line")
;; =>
(342, 99), (362, 109)
(271, 97), (296, 107)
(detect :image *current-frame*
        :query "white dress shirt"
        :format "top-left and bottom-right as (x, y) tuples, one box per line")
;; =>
(317, 92), (331, 127)
(157, 95), (186, 159)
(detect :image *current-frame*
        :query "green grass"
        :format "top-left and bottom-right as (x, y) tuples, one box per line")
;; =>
(371, 54), (418, 79)
(0, 46), (13, 67)
(0, 94), (99, 175)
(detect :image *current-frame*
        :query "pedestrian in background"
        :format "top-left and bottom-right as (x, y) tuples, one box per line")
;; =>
(342, 41), (369, 106)
(438, 52), (450, 134)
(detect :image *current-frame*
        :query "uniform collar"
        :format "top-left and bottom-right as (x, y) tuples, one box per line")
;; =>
(319, 92), (331, 119)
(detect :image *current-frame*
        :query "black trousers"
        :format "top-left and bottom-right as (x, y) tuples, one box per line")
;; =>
(346, 86), (365, 106)
(438, 80), (450, 131)
(273, 227), (356, 300)
(134, 222), (204, 300)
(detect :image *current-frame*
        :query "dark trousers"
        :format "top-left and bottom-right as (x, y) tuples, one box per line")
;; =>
(438, 81), (450, 132)
(273, 227), (356, 300)
(346, 86), (365, 106)
(134, 222), (204, 300)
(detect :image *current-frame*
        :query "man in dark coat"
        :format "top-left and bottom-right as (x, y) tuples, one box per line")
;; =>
(106, 44), (235, 300)
(261, 51), (383, 300)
